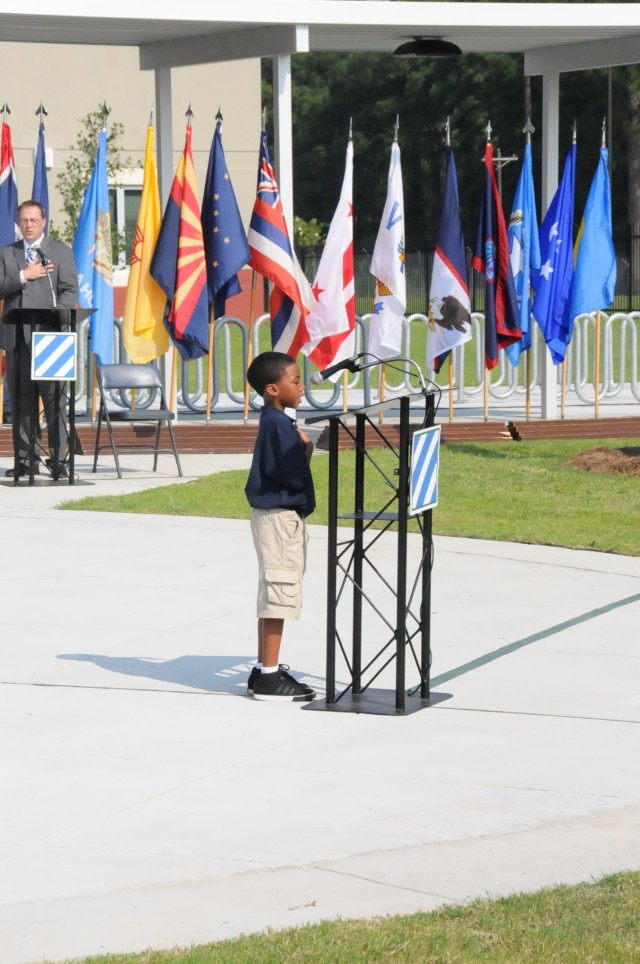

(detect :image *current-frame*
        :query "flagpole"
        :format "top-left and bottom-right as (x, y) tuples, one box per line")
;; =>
(561, 358), (567, 419)
(594, 310), (601, 418)
(524, 117), (534, 421)
(448, 355), (454, 421)
(243, 269), (258, 425)
(341, 368), (348, 413)
(483, 121), (491, 423)
(170, 346), (178, 411)
(206, 307), (215, 423)
(0, 350), (4, 424)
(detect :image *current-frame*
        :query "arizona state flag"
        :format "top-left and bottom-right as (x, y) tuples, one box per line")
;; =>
(150, 124), (209, 360)
(472, 142), (521, 370)
(122, 124), (168, 363)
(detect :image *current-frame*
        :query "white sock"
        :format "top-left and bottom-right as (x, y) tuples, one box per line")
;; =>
(261, 665), (278, 674)
(254, 662), (263, 672)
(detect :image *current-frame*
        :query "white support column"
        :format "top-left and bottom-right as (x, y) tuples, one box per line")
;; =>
(154, 67), (174, 209)
(154, 67), (175, 412)
(540, 71), (560, 420)
(273, 54), (294, 230)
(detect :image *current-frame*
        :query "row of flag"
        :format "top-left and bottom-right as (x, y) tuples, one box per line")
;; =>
(0, 113), (618, 379)
(428, 131), (617, 376)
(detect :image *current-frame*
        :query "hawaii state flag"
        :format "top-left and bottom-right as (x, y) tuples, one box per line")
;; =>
(472, 142), (521, 370)
(122, 124), (168, 364)
(73, 129), (114, 364)
(0, 121), (19, 248)
(202, 118), (249, 320)
(506, 142), (540, 367)
(531, 142), (576, 364)
(247, 129), (315, 356)
(369, 140), (406, 360)
(426, 147), (471, 374)
(150, 124), (209, 360)
(31, 121), (49, 228)
(302, 138), (355, 376)
(569, 144), (616, 321)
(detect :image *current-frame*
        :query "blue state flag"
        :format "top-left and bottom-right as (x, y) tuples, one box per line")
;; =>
(570, 146), (616, 320)
(531, 142), (576, 365)
(32, 121), (49, 229)
(73, 129), (114, 364)
(506, 142), (540, 366)
(201, 118), (250, 319)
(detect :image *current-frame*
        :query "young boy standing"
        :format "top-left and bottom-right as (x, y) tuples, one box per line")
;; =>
(245, 352), (316, 702)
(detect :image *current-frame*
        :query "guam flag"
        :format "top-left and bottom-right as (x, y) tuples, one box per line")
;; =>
(150, 124), (209, 360)
(472, 142), (521, 370)
(247, 130), (314, 356)
(506, 142), (540, 367)
(426, 147), (471, 374)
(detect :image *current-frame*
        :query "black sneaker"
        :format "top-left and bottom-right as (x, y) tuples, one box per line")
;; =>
(5, 461), (43, 478)
(246, 666), (260, 694)
(253, 667), (316, 703)
(278, 664), (316, 697)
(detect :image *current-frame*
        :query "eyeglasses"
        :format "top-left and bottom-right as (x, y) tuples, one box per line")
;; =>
(19, 217), (44, 224)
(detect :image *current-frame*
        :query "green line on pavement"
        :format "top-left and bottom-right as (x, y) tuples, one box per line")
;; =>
(431, 591), (640, 687)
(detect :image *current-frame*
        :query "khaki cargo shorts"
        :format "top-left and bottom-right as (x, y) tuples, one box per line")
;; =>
(250, 507), (308, 620)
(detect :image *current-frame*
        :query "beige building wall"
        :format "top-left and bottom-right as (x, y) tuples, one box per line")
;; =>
(0, 42), (261, 234)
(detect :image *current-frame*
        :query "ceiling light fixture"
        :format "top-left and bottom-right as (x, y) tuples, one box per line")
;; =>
(393, 37), (462, 58)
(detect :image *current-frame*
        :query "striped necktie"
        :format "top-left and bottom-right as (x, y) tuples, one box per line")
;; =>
(25, 246), (37, 265)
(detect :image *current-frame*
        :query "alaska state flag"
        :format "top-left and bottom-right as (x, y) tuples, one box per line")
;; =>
(202, 118), (250, 320)
(302, 138), (355, 376)
(122, 124), (168, 363)
(569, 145), (616, 321)
(248, 130), (315, 356)
(426, 147), (471, 374)
(150, 124), (209, 360)
(531, 142), (576, 364)
(73, 129), (114, 364)
(32, 121), (50, 229)
(472, 142), (521, 370)
(506, 142), (541, 366)
(0, 121), (19, 248)
(369, 140), (406, 360)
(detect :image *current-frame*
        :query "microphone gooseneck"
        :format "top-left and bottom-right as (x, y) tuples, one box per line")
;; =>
(35, 247), (57, 308)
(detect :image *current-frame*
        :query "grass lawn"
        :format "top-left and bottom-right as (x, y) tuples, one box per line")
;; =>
(65, 870), (640, 963)
(61, 437), (640, 556)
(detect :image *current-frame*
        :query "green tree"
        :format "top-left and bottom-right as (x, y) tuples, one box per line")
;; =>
(52, 106), (131, 262)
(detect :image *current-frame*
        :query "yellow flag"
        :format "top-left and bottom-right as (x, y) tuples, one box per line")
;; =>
(122, 125), (169, 362)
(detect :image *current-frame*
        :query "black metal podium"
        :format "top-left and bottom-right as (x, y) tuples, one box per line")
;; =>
(307, 390), (444, 716)
(1, 307), (93, 486)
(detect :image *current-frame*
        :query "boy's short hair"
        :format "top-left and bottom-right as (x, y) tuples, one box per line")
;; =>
(247, 351), (296, 397)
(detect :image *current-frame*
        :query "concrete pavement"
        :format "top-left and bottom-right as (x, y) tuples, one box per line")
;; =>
(0, 452), (639, 963)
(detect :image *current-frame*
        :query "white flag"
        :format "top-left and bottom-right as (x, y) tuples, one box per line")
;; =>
(369, 141), (406, 360)
(303, 140), (355, 370)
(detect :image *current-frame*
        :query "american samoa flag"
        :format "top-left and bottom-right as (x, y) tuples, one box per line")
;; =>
(247, 130), (315, 356)
(426, 147), (471, 374)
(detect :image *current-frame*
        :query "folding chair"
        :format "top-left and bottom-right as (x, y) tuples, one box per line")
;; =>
(92, 363), (183, 479)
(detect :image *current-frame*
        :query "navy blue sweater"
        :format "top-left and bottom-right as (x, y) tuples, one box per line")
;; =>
(245, 406), (316, 516)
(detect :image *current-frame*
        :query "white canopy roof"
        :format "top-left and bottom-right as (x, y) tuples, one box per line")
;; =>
(1, 2), (639, 74)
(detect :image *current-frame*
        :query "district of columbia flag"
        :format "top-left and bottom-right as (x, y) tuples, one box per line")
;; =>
(202, 117), (250, 320)
(31, 121), (49, 228)
(247, 129), (315, 356)
(302, 138), (355, 376)
(472, 141), (521, 371)
(531, 142), (576, 365)
(569, 144), (616, 321)
(122, 124), (168, 364)
(505, 141), (541, 367)
(73, 128), (114, 365)
(369, 140), (406, 360)
(0, 120), (19, 248)
(150, 124), (209, 360)
(426, 147), (471, 374)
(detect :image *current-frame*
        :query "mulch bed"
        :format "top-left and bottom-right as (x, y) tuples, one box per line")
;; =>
(564, 447), (640, 475)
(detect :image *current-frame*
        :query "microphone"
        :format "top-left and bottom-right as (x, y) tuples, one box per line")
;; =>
(310, 356), (362, 385)
(35, 248), (57, 308)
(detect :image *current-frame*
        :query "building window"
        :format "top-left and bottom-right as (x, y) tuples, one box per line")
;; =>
(109, 183), (142, 267)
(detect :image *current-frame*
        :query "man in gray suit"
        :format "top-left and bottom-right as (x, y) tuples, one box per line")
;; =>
(0, 200), (78, 478)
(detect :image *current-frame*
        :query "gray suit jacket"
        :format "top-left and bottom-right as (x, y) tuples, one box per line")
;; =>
(0, 237), (78, 351)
